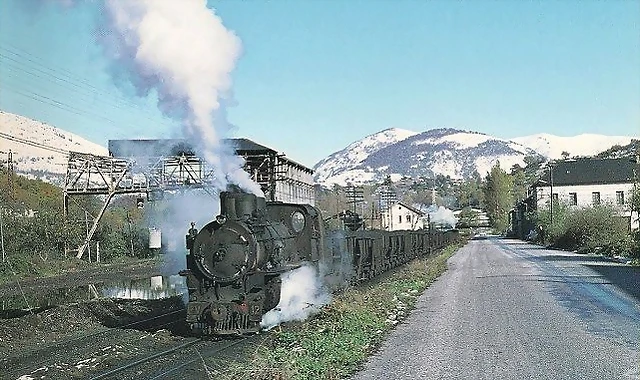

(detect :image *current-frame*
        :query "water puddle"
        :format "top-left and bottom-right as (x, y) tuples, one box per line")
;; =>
(1, 275), (187, 318)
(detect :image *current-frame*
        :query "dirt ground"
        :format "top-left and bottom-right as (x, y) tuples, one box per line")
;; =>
(1, 296), (190, 379)
(0, 258), (189, 376)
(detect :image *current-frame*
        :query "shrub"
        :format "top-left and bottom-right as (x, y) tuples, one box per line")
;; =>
(536, 203), (633, 256)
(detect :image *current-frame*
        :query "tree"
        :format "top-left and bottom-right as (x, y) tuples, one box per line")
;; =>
(523, 154), (545, 184)
(483, 162), (513, 233)
(561, 151), (570, 160)
(510, 164), (528, 203)
(455, 177), (484, 209)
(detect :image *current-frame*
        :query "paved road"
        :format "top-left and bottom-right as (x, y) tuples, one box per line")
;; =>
(351, 238), (640, 380)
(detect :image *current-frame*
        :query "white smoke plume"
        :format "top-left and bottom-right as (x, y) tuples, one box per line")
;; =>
(425, 205), (458, 228)
(148, 191), (220, 275)
(100, 0), (262, 195)
(261, 264), (332, 331)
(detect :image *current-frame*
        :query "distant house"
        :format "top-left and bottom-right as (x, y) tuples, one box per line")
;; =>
(534, 157), (638, 231)
(382, 202), (424, 231)
(454, 207), (490, 229)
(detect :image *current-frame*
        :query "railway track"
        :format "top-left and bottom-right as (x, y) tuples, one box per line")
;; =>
(87, 336), (256, 380)
(146, 336), (258, 379)
(89, 338), (203, 379)
(4, 308), (187, 380)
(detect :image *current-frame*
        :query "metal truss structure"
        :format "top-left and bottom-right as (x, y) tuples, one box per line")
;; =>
(64, 151), (217, 259)
(237, 148), (284, 201)
(234, 140), (314, 205)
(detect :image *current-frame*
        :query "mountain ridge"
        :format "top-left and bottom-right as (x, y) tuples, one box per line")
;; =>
(1, 111), (635, 187)
(313, 128), (636, 187)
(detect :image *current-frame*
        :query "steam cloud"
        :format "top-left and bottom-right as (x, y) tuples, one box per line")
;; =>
(426, 205), (458, 228)
(100, 0), (261, 195)
(261, 265), (332, 331)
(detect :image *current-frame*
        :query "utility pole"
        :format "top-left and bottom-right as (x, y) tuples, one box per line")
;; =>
(549, 163), (554, 227)
(0, 208), (5, 263)
(7, 150), (14, 206)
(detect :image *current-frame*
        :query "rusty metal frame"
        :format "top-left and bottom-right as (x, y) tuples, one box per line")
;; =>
(64, 152), (217, 259)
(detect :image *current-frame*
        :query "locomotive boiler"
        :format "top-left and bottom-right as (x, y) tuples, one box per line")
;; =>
(180, 189), (324, 335)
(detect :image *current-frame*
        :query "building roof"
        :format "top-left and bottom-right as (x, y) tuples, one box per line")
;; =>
(228, 138), (276, 154)
(394, 202), (424, 216)
(108, 138), (313, 173)
(543, 157), (637, 186)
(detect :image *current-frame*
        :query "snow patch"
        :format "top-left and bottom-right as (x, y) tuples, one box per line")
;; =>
(511, 133), (634, 159)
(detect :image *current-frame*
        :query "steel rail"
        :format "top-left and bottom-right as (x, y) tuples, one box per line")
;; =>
(5, 308), (185, 378)
(145, 337), (251, 380)
(89, 338), (203, 380)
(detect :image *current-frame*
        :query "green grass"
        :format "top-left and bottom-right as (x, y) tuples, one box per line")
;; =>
(213, 243), (462, 380)
(0, 255), (161, 285)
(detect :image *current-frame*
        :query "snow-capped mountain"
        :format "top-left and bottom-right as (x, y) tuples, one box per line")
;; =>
(313, 128), (418, 186)
(0, 111), (108, 184)
(313, 128), (637, 187)
(511, 133), (636, 159)
(313, 128), (540, 187)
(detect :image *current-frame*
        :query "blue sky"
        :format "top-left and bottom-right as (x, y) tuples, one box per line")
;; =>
(1, 0), (638, 167)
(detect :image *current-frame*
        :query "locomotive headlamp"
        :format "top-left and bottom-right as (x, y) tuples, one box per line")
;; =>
(290, 211), (305, 233)
(215, 215), (227, 225)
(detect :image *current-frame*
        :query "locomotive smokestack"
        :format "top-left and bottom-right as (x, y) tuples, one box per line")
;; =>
(220, 190), (266, 222)
(220, 192), (238, 221)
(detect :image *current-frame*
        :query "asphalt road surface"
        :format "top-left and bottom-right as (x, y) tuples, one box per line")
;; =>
(351, 238), (640, 380)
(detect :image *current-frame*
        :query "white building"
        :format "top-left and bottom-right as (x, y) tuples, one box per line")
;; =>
(535, 157), (638, 230)
(382, 202), (424, 231)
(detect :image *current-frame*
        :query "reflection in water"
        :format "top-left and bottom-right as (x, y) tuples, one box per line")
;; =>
(1, 275), (187, 318)
(101, 275), (187, 300)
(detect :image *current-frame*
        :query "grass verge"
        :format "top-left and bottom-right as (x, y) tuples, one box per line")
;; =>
(0, 255), (161, 285)
(212, 243), (462, 380)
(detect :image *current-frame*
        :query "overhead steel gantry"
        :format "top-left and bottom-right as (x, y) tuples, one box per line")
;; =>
(63, 151), (217, 259)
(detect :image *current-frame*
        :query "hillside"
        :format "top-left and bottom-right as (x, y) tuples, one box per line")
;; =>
(313, 128), (540, 187)
(0, 111), (108, 184)
(511, 133), (635, 159)
(314, 128), (637, 187)
(313, 128), (418, 186)
(595, 139), (639, 159)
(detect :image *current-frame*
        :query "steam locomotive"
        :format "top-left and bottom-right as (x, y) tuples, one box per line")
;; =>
(180, 189), (458, 335)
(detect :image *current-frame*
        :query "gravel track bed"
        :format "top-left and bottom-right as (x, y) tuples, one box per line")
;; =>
(1, 297), (187, 380)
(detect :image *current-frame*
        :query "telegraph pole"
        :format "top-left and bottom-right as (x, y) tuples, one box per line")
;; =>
(549, 163), (554, 227)
(7, 150), (14, 205)
(0, 209), (5, 263)
(1, 150), (12, 263)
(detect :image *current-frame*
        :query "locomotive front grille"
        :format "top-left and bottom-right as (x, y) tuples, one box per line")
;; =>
(213, 313), (259, 335)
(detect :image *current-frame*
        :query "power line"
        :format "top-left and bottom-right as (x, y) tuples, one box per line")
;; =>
(0, 43), (177, 135)
(0, 86), (126, 128)
(0, 131), (71, 156)
(0, 45), (172, 124)
(0, 59), (173, 129)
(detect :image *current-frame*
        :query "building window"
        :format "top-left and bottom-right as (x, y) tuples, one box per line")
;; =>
(406, 215), (411, 223)
(569, 193), (577, 206)
(616, 191), (625, 205)
(398, 215), (402, 223)
(592, 192), (601, 205)
(552, 193), (558, 202)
